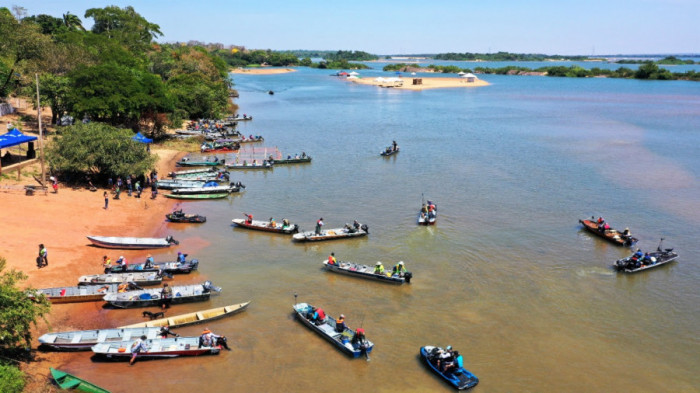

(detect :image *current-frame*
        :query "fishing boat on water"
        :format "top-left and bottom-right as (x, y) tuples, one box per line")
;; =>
(238, 135), (264, 143)
(29, 283), (142, 304)
(614, 239), (679, 273)
(418, 200), (437, 225)
(171, 183), (243, 195)
(105, 256), (198, 274)
(292, 223), (368, 242)
(420, 346), (479, 390)
(50, 368), (111, 393)
(228, 114), (253, 121)
(119, 301), (251, 329)
(380, 143), (399, 156)
(78, 272), (166, 286)
(292, 301), (373, 358)
(91, 336), (223, 360)
(323, 260), (412, 284)
(40, 327), (163, 351)
(165, 193), (230, 200)
(176, 157), (225, 167)
(103, 281), (221, 308)
(166, 210), (206, 223)
(579, 217), (638, 247)
(87, 236), (179, 250)
(231, 216), (299, 234)
(225, 160), (274, 170)
(272, 154), (312, 165)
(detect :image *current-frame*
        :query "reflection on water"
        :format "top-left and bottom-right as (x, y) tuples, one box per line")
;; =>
(59, 68), (700, 392)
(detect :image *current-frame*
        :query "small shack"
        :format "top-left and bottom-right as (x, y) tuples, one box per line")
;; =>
(412, 78), (423, 85)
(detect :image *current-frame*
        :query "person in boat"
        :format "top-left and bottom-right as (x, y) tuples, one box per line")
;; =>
(597, 217), (606, 231)
(310, 307), (326, 325)
(130, 335), (148, 365)
(328, 252), (337, 265)
(374, 262), (385, 275)
(282, 218), (290, 228)
(642, 252), (655, 266)
(344, 222), (353, 232)
(335, 314), (346, 333)
(438, 346), (455, 372)
(315, 218), (324, 235)
(351, 328), (366, 346)
(301, 152), (307, 159)
(444, 350), (462, 374)
(269, 217), (276, 228)
(115, 256), (127, 271)
(102, 255), (112, 270)
(144, 254), (154, 269)
(392, 261), (407, 277)
(392, 140), (397, 151)
(287, 155), (292, 160)
(421, 204), (428, 214)
(353, 220), (361, 232)
(621, 227), (632, 241)
(177, 252), (186, 264)
(244, 213), (254, 224)
(294, 154), (300, 159)
(160, 283), (173, 310)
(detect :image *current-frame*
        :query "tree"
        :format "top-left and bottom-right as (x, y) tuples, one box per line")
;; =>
(0, 257), (51, 352)
(46, 122), (157, 180)
(62, 12), (85, 31)
(84, 6), (161, 53)
(0, 363), (25, 393)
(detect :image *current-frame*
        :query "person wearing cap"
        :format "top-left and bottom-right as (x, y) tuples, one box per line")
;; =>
(130, 335), (149, 365)
(335, 314), (346, 333)
(444, 349), (462, 373)
(115, 256), (127, 272)
(244, 213), (254, 224)
(327, 252), (337, 265)
(160, 283), (173, 310)
(310, 306), (326, 325)
(315, 218), (324, 235)
(351, 328), (366, 346)
(373, 262), (385, 275)
(392, 261), (407, 277)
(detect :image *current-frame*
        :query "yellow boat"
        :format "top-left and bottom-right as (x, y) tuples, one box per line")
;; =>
(118, 301), (250, 329)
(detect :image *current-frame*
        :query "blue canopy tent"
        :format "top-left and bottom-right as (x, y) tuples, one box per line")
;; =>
(0, 128), (37, 149)
(132, 132), (153, 144)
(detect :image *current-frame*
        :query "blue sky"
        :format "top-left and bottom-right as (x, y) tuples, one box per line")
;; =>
(5, 0), (699, 55)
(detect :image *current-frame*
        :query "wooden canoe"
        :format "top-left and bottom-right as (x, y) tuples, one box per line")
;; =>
(579, 218), (638, 247)
(118, 301), (251, 328)
(231, 218), (299, 234)
(164, 193), (230, 200)
(40, 327), (162, 351)
(50, 368), (111, 393)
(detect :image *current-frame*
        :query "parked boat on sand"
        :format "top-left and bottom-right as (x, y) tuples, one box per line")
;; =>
(87, 236), (179, 250)
(119, 301), (251, 329)
(50, 368), (111, 393)
(78, 272), (166, 286)
(91, 336), (222, 360)
(40, 327), (163, 351)
(102, 281), (221, 308)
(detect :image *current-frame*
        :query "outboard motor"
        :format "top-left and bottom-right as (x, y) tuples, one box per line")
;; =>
(404, 271), (413, 283)
(292, 224), (299, 234)
(166, 236), (179, 245)
(361, 224), (369, 234)
(202, 280), (213, 293)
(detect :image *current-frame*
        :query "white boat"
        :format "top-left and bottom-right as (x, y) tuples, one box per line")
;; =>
(39, 327), (163, 350)
(103, 281), (221, 308)
(292, 224), (368, 242)
(87, 236), (179, 249)
(323, 260), (411, 284)
(92, 336), (222, 359)
(78, 272), (165, 286)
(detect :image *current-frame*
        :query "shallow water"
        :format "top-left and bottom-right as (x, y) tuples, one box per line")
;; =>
(58, 68), (700, 392)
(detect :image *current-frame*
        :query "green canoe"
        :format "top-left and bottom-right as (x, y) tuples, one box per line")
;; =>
(50, 368), (111, 393)
(164, 193), (229, 200)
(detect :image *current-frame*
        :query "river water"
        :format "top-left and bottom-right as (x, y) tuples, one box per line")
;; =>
(60, 67), (700, 393)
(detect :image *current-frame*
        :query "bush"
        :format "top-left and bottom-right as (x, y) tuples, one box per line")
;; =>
(0, 363), (25, 393)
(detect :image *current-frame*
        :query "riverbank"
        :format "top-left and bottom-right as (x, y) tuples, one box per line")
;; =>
(229, 67), (296, 75)
(0, 147), (185, 391)
(348, 76), (489, 90)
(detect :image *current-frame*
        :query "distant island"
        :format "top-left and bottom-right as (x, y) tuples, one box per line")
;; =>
(216, 49), (373, 70)
(433, 51), (590, 62)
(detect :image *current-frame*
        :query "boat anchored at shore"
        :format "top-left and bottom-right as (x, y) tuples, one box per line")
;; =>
(30, 282), (142, 304)
(103, 281), (221, 308)
(119, 301), (251, 329)
(87, 235), (179, 250)
(78, 272), (167, 286)
(91, 336), (223, 360)
(39, 327), (163, 351)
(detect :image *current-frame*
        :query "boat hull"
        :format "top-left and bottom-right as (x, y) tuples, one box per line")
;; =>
(323, 261), (409, 284)
(614, 250), (679, 273)
(87, 236), (178, 250)
(166, 213), (207, 223)
(380, 148), (399, 156)
(119, 302), (251, 329)
(579, 219), (638, 247)
(420, 346), (479, 390)
(40, 327), (162, 351)
(165, 193), (229, 200)
(103, 282), (220, 309)
(272, 157), (312, 164)
(91, 336), (221, 360)
(231, 219), (299, 234)
(50, 368), (111, 393)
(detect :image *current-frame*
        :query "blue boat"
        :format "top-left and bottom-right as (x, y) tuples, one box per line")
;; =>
(420, 346), (479, 390)
(292, 302), (373, 358)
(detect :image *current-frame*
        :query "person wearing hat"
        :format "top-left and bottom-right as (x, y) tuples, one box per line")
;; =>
(102, 255), (112, 271)
(327, 252), (337, 265)
(200, 328), (229, 349)
(315, 218), (324, 235)
(392, 261), (407, 277)
(335, 314), (346, 333)
(373, 261), (385, 275)
(115, 256), (127, 272)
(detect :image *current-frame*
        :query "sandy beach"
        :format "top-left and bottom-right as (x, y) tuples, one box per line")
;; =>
(229, 67), (296, 75)
(349, 76), (489, 90)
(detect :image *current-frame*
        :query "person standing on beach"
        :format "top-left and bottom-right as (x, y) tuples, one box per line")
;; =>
(38, 244), (47, 267)
(104, 191), (109, 209)
(126, 177), (132, 196)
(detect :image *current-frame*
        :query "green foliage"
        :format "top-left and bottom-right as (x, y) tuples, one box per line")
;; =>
(309, 59), (369, 70)
(85, 6), (162, 54)
(0, 257), (51, 352)
(435, 51), (588, 61)
(46, 122), (156, 179)
(324, 50), (377, 61)
(0, 10), (52, 96)
(0, 363), (25, 393)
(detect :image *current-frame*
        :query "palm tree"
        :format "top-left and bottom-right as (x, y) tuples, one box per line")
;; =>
(62, 12), (85, 31)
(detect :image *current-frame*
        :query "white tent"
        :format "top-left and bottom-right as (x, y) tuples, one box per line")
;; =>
(461, 73), (478, 82)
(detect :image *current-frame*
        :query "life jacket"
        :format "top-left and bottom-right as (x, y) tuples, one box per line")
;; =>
(328, 256), (336, 265)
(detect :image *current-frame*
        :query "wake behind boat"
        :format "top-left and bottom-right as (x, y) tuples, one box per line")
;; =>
(87, 235), (179, 250)
(323, 260), (412, 284)
(614, 239), (679, 273)
(39, 327), (163, 351)
(579, 217), (638, 247)
(103, 281), (220, 308)
(292, 302), (373, 358)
